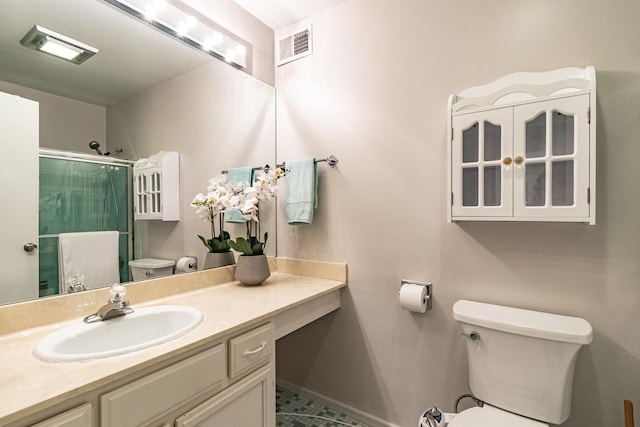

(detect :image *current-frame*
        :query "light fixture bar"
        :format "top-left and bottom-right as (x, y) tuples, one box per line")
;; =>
(20, 25), (99, 65)
(102, 0), (250, 70)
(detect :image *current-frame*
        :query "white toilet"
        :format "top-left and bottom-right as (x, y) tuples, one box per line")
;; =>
(451, 300), (593, 426)
(128, 258), (175, 281)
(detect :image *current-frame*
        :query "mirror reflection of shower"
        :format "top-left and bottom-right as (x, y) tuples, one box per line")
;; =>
(87, 141), (125, 232)
(88, 140), (123, 156)
(38, 149), (133, 297)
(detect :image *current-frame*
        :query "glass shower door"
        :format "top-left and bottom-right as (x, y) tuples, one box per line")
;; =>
(39, 157), (130, 296)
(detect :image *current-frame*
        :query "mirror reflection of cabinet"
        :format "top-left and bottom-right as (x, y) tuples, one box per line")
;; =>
(133, 151), (180, 221)
(448, 67), (596, 224)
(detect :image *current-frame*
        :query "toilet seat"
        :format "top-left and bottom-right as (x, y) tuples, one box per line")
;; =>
(448, 405), (548, 427)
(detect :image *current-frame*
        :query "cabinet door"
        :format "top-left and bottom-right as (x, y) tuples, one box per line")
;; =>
(101, 344), (226, 427)
(134, 169), (162, 220)
(451, 108), (513, 218)
(513, 95), (590, 219)
(175, 365), (274, 427)
(31, 404), (92, 427)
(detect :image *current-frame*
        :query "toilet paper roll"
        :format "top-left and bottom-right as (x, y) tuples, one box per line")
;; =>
(399, 283), (428, 313)
(176, 256), (197, 273)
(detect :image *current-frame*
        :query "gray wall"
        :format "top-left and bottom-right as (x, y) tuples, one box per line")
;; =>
(183, 0), (275, 86)
(105, 0), (276, 268)
(107, 60), (276, 267)
(0, 80), (106, 152)
(274, 0), (640, 426)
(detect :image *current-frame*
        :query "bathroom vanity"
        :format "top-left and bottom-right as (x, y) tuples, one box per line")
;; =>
(0, 258), (347, 427)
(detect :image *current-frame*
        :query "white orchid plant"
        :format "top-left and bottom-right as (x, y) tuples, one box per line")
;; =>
(191, 174), (240, 253)
(228, 167), (286, 256)
(191, 168), (286, 256)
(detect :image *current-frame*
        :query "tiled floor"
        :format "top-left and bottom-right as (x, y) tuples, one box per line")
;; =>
(276, 385), (373, 427)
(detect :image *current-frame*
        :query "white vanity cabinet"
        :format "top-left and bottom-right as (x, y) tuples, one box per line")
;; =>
(100, 323), (274, 427)
(101, 344), (227, 427)
(175, 365), (274, 427)
(30, 404), (92, 427)
(0, 269), (346, 427)
(448, 67), (596, 224)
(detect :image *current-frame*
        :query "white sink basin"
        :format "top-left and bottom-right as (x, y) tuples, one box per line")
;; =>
(34, 305), (203, 363)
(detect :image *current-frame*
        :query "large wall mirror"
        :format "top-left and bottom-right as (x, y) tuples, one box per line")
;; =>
(0, 0), (276, 305)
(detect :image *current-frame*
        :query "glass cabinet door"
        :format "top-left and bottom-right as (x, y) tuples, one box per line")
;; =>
(512, 95), (590, 218)
(451, 108), (513, 218)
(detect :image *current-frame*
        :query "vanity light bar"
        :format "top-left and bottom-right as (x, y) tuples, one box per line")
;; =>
(103, 0), (250, 70)
(20, 25), (99, 65)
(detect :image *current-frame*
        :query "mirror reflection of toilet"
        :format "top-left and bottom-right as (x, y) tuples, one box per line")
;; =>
(128, 258), (175, 281)
(451, 300), (593, 426)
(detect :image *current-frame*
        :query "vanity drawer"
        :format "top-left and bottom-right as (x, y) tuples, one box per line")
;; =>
(101, 344), (226, 427)
(31, 403), (92, 427)
(229, 323), (273, 380)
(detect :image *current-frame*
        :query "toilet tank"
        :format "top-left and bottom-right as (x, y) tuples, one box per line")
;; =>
(453, 300), (593, 425)
(129, 258), (175, 281)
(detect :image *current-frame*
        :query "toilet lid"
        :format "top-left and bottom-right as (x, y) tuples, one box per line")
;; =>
(448, 405), (548, 427)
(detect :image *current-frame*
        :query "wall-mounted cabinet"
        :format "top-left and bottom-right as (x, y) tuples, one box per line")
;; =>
(133, 151), (180, 221)
(447, 67), (596, 224)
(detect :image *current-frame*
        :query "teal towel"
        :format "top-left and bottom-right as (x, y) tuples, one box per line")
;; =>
(225, 166), (254, 223)
(286, 158), (317, 225)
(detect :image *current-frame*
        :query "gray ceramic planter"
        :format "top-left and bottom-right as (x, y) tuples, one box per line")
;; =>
(234, 254), (270, 286)
(204, 252), (235, 269)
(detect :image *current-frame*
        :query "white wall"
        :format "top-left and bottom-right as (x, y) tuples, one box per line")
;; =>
(0, 80), (106, 152)
(274, 0), (640, 426)
(183, 0), (275, 85)
(107, 60), (276, 267)
(105, 0), (276, 269)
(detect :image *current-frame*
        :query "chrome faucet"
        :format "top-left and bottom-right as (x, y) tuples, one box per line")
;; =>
(84, 284), (134, 323)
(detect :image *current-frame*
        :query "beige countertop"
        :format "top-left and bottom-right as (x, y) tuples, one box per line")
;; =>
(0, 259), (347, 425)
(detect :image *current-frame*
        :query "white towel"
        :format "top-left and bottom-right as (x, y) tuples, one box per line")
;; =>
(58, 231), (120, 294)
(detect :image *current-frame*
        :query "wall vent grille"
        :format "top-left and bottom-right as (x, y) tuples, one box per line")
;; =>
(277, 27), (312, 66)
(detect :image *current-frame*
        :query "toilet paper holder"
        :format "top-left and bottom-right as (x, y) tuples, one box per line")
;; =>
(400, 279), (433, 310)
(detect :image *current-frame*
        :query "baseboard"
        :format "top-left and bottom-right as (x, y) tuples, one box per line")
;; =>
(276, 377), (402, 427)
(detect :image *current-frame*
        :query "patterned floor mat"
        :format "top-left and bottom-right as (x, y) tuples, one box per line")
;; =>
(276, 385), (373, 427)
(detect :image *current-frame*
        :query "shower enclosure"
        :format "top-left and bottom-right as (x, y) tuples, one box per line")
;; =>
(38, 149), (132, 297)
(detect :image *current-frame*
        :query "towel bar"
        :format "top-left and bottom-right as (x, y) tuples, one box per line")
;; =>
(222, 155), (338, 174)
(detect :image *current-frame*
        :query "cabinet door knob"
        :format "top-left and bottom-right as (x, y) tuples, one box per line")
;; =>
(514, 156), (524, 165)
(502, 157), (513, 165)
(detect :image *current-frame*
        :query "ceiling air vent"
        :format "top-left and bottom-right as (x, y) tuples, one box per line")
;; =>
(277, 27), (312, 66)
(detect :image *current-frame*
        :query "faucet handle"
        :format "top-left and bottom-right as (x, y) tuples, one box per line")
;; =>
(109, 284), (127, 302)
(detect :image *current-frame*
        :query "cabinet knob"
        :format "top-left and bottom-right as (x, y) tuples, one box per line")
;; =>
(514, 156), (524, 165)
(502, 157), (513, 165)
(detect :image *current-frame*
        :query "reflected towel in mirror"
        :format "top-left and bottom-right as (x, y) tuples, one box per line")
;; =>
(58, 231), (120, 294)
(225, 166), (254, 223)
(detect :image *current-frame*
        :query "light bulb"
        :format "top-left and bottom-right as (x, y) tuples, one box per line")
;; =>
(203, 36), (213, 50)
(177, 21), (188, 35)
(144, 3), (157, 19)
(225, 49), (236, 63)
(153, 0), (167, 11)
(186, 15), (198, 29)
(211, 31), (223, 44)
